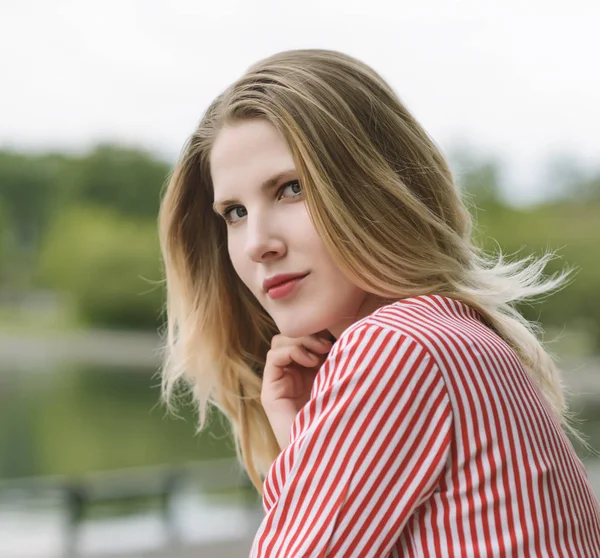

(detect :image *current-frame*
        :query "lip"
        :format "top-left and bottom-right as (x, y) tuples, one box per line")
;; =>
(266, 275), (308, 300)
(263, 272), (310, 293)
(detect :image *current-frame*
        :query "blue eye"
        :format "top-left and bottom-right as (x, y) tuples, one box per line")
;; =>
(280, 180), (302, 198)
(221, 180), (302, 225)
(222, 205), (247, 223)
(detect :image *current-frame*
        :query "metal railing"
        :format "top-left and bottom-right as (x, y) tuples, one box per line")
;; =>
(0, 458), (260, 557)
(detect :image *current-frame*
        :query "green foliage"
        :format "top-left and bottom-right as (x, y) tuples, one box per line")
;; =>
(0, 200), (4, 276)
(0, 195), (26, 288)
(0, 144), (170, 327)
(38, 205), (164, 329)
(451, 148), (506, 209)
(541, 154), (600, 202)
(71, 144), (171, 218)
(0, 144), (169, 247)
(0, 152), (61, 257)
(474, 201), (600, 347)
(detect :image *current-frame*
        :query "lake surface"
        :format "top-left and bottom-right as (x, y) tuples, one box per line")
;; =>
(0, 363), (236, 481)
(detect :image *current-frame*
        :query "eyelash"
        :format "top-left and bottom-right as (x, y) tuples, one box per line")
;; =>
(221, 180), (303, 225)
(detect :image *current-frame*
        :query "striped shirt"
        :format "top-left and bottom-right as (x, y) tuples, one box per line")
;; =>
(250, 294), (600, 557)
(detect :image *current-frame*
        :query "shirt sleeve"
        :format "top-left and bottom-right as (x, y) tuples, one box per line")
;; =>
(250, 323), (453, 558)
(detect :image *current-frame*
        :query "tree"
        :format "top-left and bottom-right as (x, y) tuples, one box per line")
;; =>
(38, 205), (164, 329)
(72, 144), (172, 218)
(449, 148), (505, 209)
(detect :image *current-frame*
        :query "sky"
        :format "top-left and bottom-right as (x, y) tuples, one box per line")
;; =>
(1, 0), (599, 205)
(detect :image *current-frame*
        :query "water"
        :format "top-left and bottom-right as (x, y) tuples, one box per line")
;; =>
(0, 362), (234, 480)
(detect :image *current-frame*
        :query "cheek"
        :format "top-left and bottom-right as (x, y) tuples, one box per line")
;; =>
(302, 224), (334, 268)
(297, 209), (326, 250)
(227, 237), (249, 284)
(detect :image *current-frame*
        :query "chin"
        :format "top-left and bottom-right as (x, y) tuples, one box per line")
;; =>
(276, 322), (309, 339)
(273, 315), (318, 339)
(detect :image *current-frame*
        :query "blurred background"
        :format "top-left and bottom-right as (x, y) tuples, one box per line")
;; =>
(1, 1), (599, 556)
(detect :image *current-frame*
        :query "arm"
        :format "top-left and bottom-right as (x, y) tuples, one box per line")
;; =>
(251, 324), (453, 558)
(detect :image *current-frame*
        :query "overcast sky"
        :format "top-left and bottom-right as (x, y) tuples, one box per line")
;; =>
(2, 0), (599, 204)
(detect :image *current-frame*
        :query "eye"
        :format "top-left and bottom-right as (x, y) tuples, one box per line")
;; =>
(222, 204), (247, 224)
(221, 180), (302, 225)
(278, 180), (302, 200)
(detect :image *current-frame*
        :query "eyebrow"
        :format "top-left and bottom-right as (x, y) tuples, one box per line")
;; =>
(212, 169), (297, 214)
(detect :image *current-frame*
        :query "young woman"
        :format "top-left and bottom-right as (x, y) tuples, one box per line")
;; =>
(158, 49), (600, 556)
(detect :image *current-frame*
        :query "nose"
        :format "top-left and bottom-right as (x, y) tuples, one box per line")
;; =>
(244, 213), (286, 262)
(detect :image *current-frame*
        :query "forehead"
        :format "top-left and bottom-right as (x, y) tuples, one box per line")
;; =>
(210, 120), (295, 189)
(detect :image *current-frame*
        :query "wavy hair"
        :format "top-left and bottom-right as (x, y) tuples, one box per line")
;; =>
(158, 49), (584, 494)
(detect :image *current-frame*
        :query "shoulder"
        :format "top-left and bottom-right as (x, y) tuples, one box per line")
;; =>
(311, 300), (457, 424)
(336, 294), (480, 348)
(330, 294), (496, 375)
(319, 297), (458, 390)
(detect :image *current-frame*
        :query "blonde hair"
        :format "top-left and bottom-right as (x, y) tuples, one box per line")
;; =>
(158, 49), (584, 494)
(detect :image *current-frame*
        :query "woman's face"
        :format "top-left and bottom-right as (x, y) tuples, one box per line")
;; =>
(210, 119), (382, 340)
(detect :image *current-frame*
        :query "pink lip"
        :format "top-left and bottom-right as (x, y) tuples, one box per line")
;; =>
(266, 275), (308, 300)
(263, 272), (309, 293)
(267, 275), (306, 300)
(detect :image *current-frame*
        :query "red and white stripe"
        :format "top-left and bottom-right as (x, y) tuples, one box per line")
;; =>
(250, 295), (600, 557)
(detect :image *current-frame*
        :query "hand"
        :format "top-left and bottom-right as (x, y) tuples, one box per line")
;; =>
(261, 331), (333, 451)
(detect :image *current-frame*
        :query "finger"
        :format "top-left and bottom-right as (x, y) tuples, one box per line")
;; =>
(270, 334), (288, 349)
(286, 344), (322, 369)
(301, 335), (333, 355)
(265, 346), (294, 373)
(315, 329), (335, 342)
(267, 345), (321, 371)
(271, 334), (332, 355)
